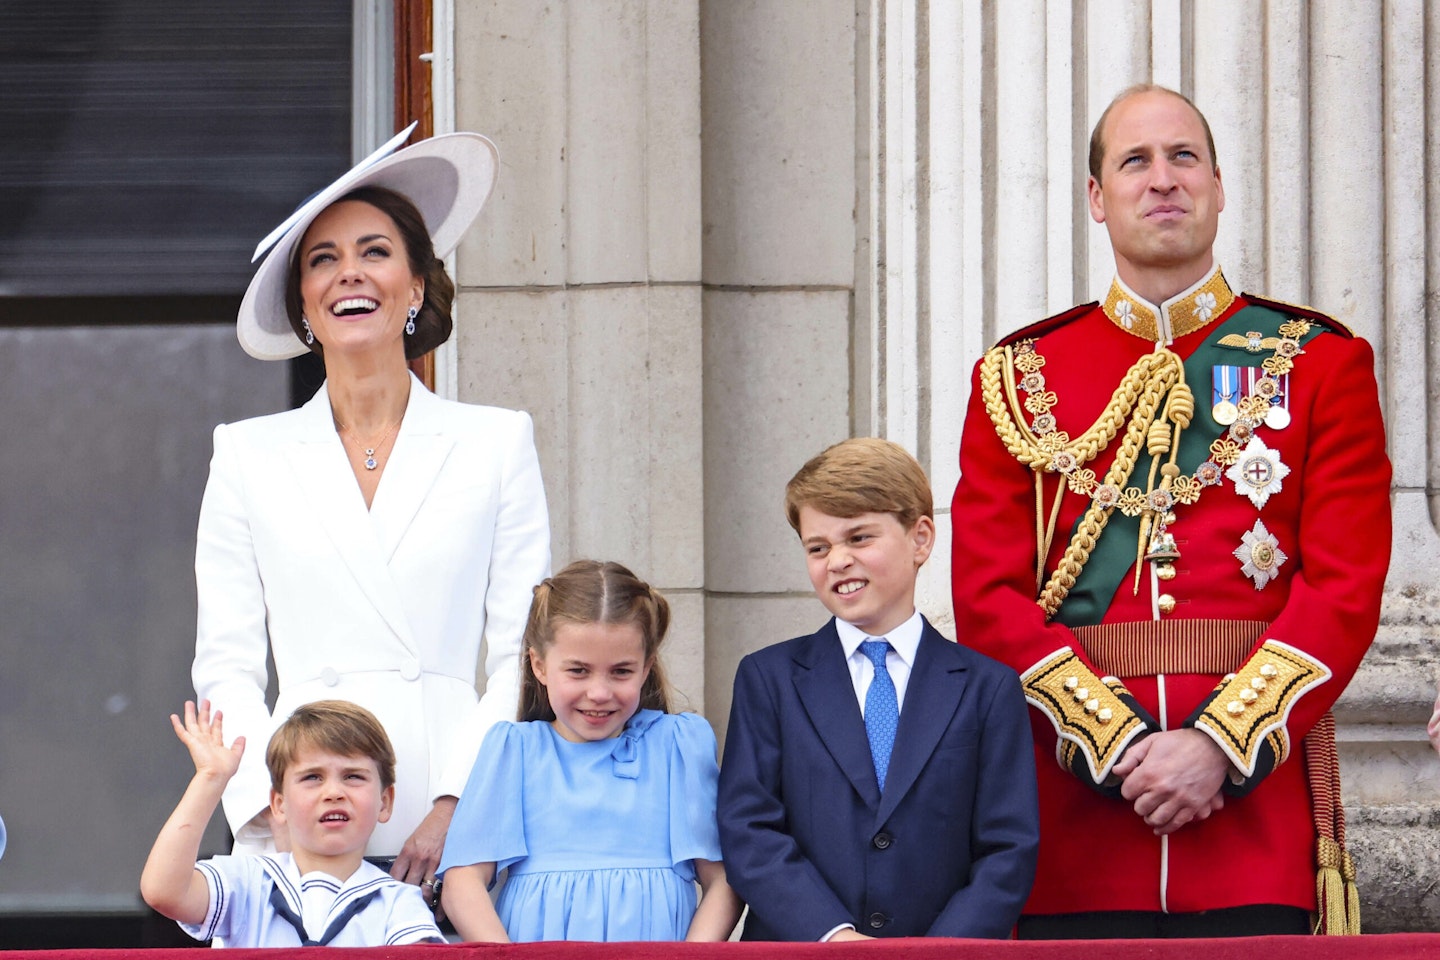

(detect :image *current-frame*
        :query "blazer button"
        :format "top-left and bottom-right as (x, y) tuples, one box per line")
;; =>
(320, 667), (340, 687)
(867, 912), (887, 929)
(872, 832), (893, 850)
(400, 658), (422, 681)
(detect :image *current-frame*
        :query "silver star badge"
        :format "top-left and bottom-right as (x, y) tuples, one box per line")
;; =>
(1225, 436), (1291, 509)
(1234, 520), (1288, 590)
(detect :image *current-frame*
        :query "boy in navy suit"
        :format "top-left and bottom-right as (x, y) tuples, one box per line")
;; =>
(718, 438), (1038, 940)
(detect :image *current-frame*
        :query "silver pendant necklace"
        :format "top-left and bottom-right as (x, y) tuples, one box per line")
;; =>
(336, 418), (400, 470)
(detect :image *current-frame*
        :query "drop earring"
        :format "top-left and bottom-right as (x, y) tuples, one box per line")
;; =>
(405, 305), (418, 336)
(301, 317), (315, 345)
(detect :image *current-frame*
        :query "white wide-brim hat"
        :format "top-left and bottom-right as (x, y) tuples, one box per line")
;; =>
(0, 811), (6, 861)
(237, 122), (498, 361)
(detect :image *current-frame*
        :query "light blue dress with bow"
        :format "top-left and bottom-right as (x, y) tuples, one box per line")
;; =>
(438, 709), (721, 942)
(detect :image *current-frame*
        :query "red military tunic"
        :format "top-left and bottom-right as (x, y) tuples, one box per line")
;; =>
(951, 266), (1391, 918)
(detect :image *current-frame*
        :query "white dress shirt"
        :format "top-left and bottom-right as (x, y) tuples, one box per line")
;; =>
(834, 610), (924, 716)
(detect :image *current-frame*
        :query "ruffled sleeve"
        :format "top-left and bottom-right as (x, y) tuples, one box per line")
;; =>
(437, 721), (531, 880)
(666, 711), (723, 874)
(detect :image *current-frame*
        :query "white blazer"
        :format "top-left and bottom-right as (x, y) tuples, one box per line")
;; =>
(192, 374), (550, 855)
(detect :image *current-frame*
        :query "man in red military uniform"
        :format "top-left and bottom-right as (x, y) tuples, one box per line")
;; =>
(951, 85), (1391, 938)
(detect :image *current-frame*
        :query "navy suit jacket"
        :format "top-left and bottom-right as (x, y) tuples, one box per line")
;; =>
(718, 617), (1038, 940)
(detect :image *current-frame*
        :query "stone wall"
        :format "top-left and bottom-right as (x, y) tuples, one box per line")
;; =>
(444, 0), (1440, 931)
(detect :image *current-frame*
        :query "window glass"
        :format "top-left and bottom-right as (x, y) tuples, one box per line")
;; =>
(0, 0), (349, 929)
(0, 0), (351, 299)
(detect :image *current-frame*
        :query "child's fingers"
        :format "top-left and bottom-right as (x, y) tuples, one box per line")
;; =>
(169, 713), (187, 739)
(183, 700), (199, 730)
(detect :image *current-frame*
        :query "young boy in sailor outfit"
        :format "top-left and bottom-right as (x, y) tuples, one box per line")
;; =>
(141, 699), (442, 947)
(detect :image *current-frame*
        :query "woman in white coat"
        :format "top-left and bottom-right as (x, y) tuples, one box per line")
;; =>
(192, 128), (549, 897)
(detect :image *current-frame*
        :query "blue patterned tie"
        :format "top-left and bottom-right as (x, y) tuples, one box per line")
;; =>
(860, 640), (898, 792)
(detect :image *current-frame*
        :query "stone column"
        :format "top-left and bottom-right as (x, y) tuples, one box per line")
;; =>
(448, 0), (707, 709)
(699, 0), (857, 729)
(872, 0), (1440, 931)
(440, 0), (1439, 927)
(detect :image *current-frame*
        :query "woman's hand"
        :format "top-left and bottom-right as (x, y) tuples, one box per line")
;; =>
(392, 796), (457, 890)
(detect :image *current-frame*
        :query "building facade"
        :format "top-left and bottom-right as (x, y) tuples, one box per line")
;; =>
(441, 0), (1440, 931)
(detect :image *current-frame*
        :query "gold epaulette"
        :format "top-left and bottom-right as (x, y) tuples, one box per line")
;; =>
(1241, 292), (1355, 338)
(1193, 640), (1331, 776)
(1021, 648), (1148, 783)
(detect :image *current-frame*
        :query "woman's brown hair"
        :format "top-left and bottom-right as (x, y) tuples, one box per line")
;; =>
(518, 560), (673, 722)
(284, 185), (457, 360)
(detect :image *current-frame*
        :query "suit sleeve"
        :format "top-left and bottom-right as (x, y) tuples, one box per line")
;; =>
(437, 411), (551, 799)
(1187, 335), (1391, 792)
(926, 666), (1039, 938)
(190, 424), (277, 838)
(717, 654), (854, 941)
(952, 355), (1155, 792)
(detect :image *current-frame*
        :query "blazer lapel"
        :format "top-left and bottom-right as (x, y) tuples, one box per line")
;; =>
(282, 384), (416, 648)
(876, 622), (967, 825)
(793, 621), (881, 809)
(369, 376), (457, 562)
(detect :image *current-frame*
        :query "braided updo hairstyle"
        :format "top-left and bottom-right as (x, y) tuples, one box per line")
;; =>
(518, 560), (673, 722)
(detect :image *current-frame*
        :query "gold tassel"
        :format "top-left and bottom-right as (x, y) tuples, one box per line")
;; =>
(1342, 850), (1361, 935)
(1304, 715), (1358, 936)
(1131, 371), (1189, 595)
(1315, 837), (1347, 935)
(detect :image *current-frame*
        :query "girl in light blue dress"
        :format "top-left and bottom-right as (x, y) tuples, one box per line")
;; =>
(438, 560), (742, 942)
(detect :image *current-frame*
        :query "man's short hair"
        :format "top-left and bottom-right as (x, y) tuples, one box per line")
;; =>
(784, 437), (934, 534)
(266, 700), (397, 791)
(1088, 83), (1218, 183)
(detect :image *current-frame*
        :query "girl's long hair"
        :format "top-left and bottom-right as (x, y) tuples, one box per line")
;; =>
(518, 560), (672, 722)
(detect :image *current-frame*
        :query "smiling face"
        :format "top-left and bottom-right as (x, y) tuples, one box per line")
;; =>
(530, 621), (651, 743)
(798, 506), (934, 637)
(1087, 89), (1225, 298)
(296, 200), (424, 360)
(270, 744), (393, 876)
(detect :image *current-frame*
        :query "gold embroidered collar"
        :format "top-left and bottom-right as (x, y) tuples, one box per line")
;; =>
(1102, 266), (1235, 343)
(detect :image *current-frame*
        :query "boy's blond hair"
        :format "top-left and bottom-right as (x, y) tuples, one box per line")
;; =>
(265, 700), (397, 791)
(784, 437), (934, 534)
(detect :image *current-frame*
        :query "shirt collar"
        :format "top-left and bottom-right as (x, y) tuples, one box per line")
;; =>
(835, 610), (923, 666)
(1102, 263), (1235, 344)
(261, 853), (388, 913)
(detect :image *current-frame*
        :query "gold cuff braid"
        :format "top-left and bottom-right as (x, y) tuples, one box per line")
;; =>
(1194, 640), (1331, 777)
(1021, 649), (1147, 783)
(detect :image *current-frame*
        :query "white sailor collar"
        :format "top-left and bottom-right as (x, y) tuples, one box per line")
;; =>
(259, 853), (395, 939)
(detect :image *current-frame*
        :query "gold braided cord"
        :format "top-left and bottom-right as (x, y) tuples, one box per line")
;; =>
(983, 346), (1172, 470)
(1132, 379), (1197, 592)
(1033, 473), (1046, 592)
(1042, 475), (1067, 580)
(1038, 359), (1179, 616)
(982, 342), (1191, 618)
